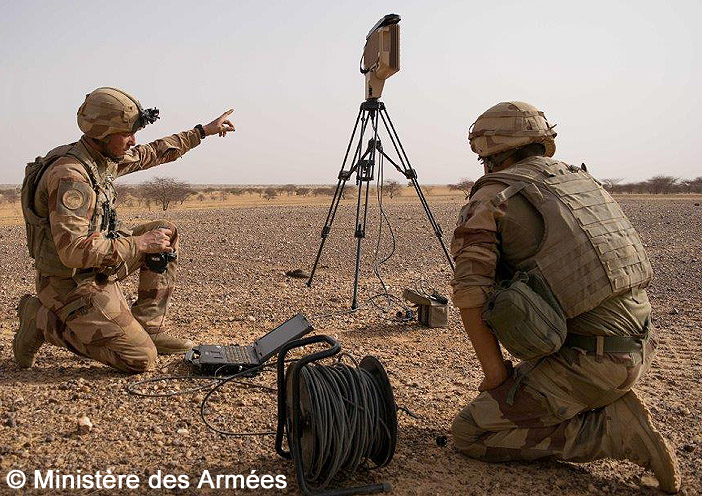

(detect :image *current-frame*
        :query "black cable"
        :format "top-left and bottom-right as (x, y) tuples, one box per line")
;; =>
(126, 374), (224, 398)
(366, 153), (412, 319)
(296, 356), (393, 490)
(127, 363), (281, 437)
(199, 363), (278, 437)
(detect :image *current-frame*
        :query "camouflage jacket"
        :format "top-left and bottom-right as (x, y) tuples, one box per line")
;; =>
(31, 131), (201, 277)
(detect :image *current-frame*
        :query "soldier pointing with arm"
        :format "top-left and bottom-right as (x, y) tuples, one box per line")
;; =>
(15, 87), (234, 373)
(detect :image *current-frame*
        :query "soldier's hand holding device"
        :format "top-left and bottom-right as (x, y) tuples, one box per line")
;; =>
(135, 228), (173, 254)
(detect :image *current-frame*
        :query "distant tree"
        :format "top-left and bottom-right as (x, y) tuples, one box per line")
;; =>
(197, 193), (206, 202)
(422, 185), (434, 195)
(681, 177), (702, 194)
(313, 186), (335, 197)
(601, 178), (623, 191)
(341, 185), (358, 200)
(114, 183), (137, 205)
(219, 190), (229, 202)
(280, 184), (297, 196)
(263, 187), (278, 201)
(139, 177), (194, 211)
(448, 178), (474, 199)
(1, 188), (20, 205)
(383, 180), (401, 199)
(228, 187), (245, 196)
(296, 186), (311, 197)
(646, 175), (679, 194)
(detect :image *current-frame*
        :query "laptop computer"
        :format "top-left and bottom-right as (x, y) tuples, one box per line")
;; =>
(184, 313), (313, 375)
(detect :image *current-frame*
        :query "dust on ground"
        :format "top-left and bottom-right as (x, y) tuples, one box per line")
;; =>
(0, 197), (700, 495)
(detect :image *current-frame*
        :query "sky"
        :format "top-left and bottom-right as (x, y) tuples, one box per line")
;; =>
(1, 0), (700, 185)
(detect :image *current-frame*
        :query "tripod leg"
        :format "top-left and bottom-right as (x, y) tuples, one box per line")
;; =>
(307, 108), (369, 287)
(379, 107), (455, 271)
(351, 110), (380, 309)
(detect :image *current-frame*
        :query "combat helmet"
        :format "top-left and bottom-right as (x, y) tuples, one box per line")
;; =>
(468, 101), (557, 158)
(77, 87), (159, 140)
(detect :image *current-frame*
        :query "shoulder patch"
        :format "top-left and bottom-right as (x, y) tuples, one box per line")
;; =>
(62, 189), (85, 210)
(55, 180), (93, 217)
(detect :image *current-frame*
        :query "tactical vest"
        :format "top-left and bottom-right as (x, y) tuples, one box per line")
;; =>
(21, 142), (118, 277)
(471, 157), (652, 319)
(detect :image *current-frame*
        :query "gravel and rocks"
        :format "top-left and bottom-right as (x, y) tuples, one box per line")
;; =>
(0, 197), (700, 495)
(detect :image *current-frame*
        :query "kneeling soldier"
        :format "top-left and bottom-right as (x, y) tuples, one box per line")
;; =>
(450, 101), (680, 493)
(15, 87), (234, 373)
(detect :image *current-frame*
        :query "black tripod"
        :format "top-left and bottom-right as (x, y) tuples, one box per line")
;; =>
(306, 98), (455, 309)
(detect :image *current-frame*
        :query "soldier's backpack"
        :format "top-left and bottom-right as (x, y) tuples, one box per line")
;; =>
(21, 145), (74, 259)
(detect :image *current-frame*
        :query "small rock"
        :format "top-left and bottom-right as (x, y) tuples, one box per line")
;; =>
(435, 435), (447, 447)
(682, 443), (695, 453)
(0, 446), (12, 455)
(641, 474), (658, 488)
(587, 483), (597, 493)
(694, 202), (700, 207)
(247, 315), (256, 322)
(77, 415), (93, 435)
(285, 268), (309, 279)
(5, 417), (17, 428)
(45, 435), (56, 443)
(276, 282), (288, 289)
(669, 308), (679, 315)
(176, 428), (189, 435)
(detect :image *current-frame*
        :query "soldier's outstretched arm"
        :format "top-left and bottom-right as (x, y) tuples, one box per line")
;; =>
(117, 109), (235, 177)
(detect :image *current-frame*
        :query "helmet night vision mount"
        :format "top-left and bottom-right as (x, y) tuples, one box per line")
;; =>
(361, 14), (401, 100)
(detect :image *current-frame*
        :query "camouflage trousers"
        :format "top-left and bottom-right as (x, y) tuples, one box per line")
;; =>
(452, 339), (655, 462)
(35, 220), (178, 373)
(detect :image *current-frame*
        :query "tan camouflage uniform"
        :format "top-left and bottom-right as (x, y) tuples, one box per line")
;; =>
(33, 132), (200, 372)
(450, 174), (655, 462)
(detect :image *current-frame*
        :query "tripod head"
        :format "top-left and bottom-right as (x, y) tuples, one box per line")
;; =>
(361, 14), (401, 100)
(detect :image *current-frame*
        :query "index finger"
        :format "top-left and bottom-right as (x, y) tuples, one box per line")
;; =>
(221, 109), (234, 118)
(156, 228), (173, 237)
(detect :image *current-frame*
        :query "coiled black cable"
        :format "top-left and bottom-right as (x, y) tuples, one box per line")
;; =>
(296, 356), (393, 490)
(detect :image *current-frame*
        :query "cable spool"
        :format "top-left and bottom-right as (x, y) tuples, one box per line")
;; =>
(276, 336), (397, 496)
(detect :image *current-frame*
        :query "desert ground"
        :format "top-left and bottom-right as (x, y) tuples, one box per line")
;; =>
(0, 191), (700, 495)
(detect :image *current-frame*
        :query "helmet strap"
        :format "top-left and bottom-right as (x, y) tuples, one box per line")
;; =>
(480, 143), (547, 174)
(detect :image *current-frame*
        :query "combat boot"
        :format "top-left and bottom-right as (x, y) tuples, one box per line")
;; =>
(13, 294), (45, 368)
(608, 391), (681, 494)
(149, 332), (194, 355)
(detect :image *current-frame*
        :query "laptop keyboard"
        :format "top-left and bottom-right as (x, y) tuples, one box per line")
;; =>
(225, 346), (256, 364)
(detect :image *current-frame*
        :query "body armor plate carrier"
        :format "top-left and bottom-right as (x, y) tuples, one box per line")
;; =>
(21, 142), (118, 278)
(472, 157), (652, 319)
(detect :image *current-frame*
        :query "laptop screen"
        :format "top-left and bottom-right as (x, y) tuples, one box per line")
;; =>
(253, 313), (313, 361)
